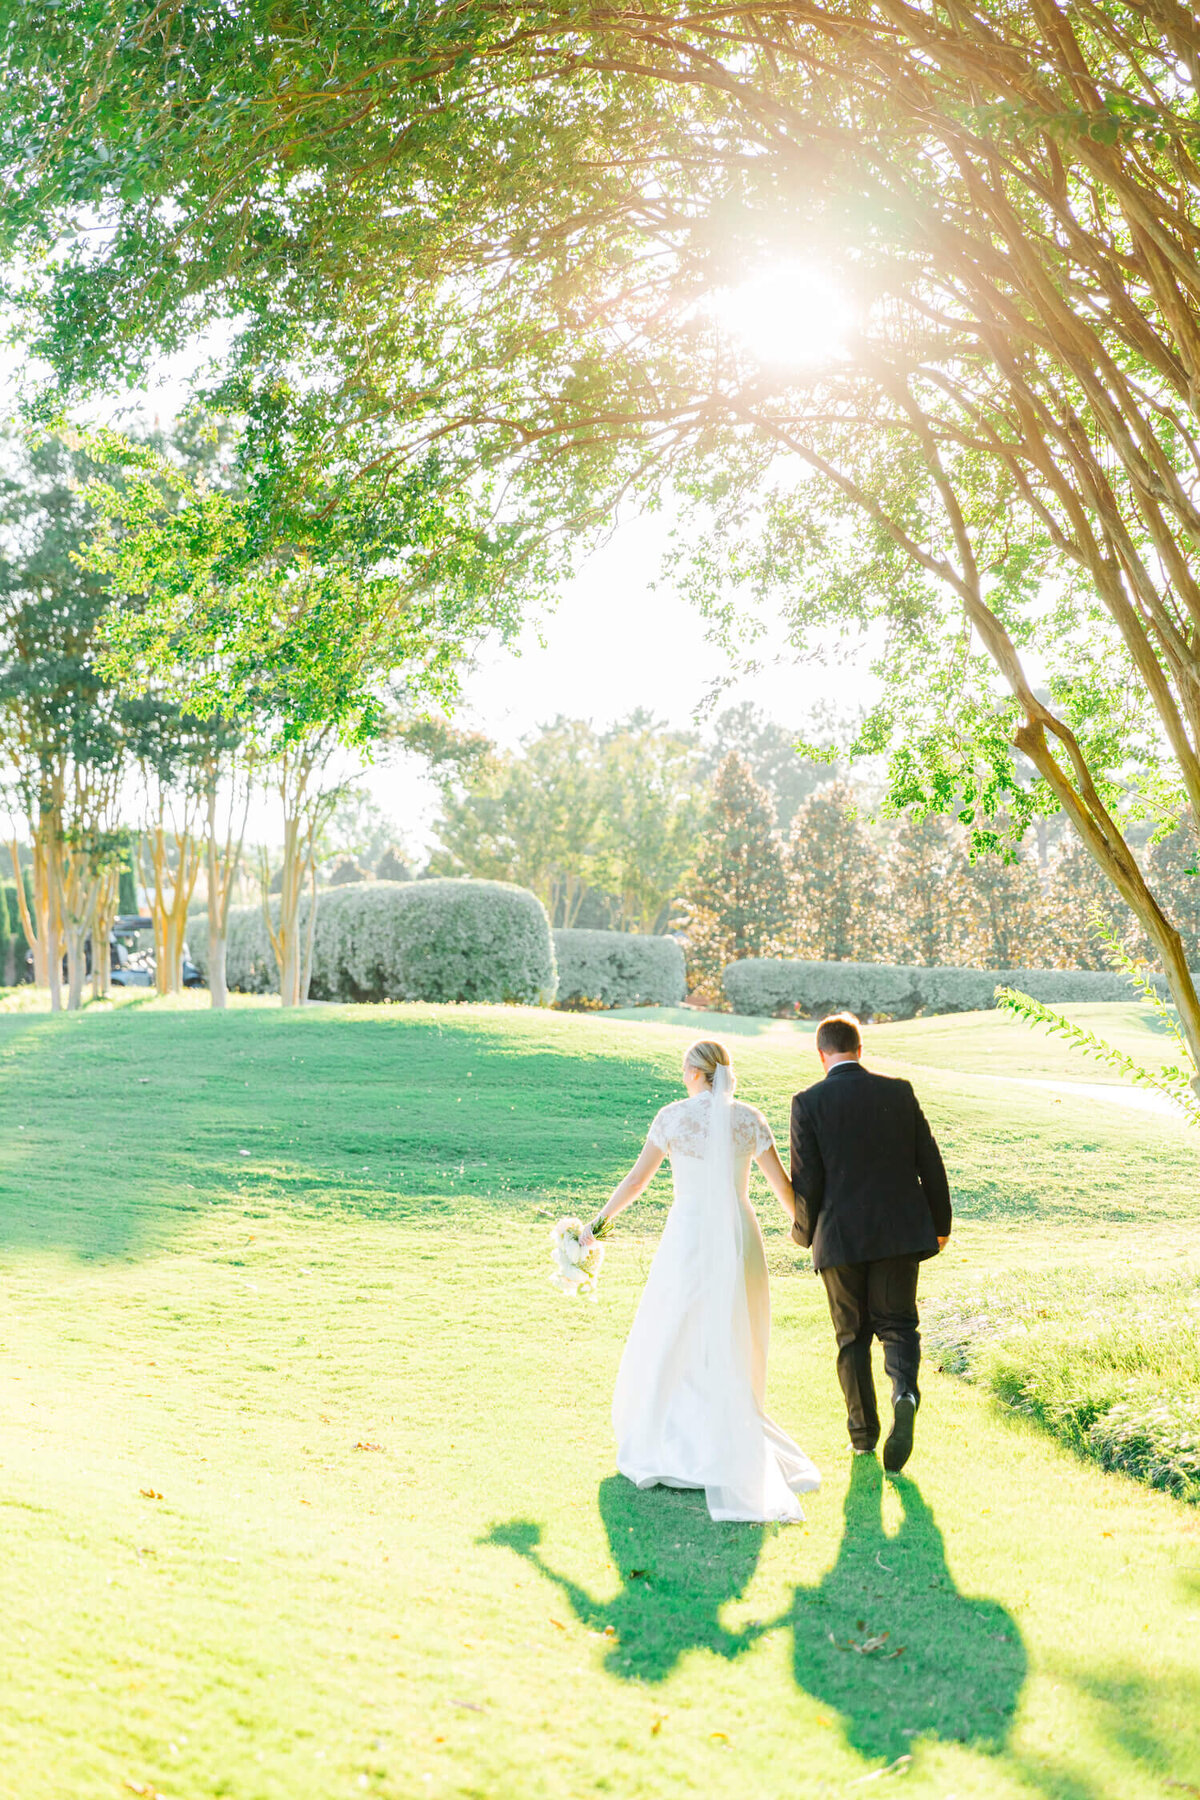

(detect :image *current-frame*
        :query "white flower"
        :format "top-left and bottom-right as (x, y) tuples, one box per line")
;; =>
(548, 1216), (605, 1300)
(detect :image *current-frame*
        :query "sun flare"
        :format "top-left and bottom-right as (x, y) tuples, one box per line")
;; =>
(710, 261), (853, 369)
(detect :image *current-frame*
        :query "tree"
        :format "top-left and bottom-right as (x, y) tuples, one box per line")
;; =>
(319, 789), (407, 881)
(882, 816), (967, 969)
(0, 431), (129, 1009)
(1044, 839), (1143, 973)
(430, 715), (707, 930)
(784, 783), (885, 963)
(595, 719), (708, 933)
(683, 753), (789, 993)
(375, 846), (414, 884)
(58, 420), (255, 1006)
(431, 720), (607, 925)
(955, 845), (1052, 973)
(86, 436), (467, 1007)
(13, 8), (1200, 1072)
(328, 858), (368, 886)
(1144, 826), (1200, 970)
(703, 703), (844, 832)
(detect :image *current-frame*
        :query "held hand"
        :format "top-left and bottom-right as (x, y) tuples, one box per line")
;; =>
(579, 1224), (596, 1251)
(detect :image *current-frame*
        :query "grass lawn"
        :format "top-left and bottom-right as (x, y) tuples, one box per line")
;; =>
(1, 996), (1198, 1799)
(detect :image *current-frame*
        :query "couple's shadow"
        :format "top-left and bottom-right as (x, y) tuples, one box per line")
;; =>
(486, 1459), (1025, 1763)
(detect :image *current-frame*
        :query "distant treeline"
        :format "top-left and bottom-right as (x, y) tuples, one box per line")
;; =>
(426, 713), (1199, 989)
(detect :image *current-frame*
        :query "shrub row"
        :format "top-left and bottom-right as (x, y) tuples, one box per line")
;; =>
(721, 956), (1176, 1020)
(553, 928), (686, 1010)
(926, 1271), (1200, 1504)
(190, 879), (558, 1006)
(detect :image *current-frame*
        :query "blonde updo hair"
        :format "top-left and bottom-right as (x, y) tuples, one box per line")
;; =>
(683, 1038), (735, 1089)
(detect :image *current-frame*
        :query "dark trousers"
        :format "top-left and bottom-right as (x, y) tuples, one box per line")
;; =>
(820, 1255), (921, 1451)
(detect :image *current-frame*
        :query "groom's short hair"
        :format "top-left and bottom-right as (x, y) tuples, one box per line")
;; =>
(816, 1013), (862, 1057)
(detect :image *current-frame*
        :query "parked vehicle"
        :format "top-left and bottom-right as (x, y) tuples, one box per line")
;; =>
(26, 915), (205, 988)
(110, 915), (204, 988)
(109, 916), (154, 987)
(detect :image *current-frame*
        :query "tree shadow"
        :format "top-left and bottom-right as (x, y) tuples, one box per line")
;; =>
(784, 1458), (1026, 1763)
(483, 1475), (771, 1682)
(999, 1651), (1200, 1800)
(0, 1004), (682, 1258)
(606, 1005), (814, 1040)
(1055, 1661), (1200, 1789)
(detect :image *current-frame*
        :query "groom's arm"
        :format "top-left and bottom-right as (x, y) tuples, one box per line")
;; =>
(789, 1095), (825, 1248)
(913, 1092), (952, 1240)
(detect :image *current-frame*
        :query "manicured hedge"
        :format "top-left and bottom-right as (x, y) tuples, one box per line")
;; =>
(553, 928), (686, 1009)
(190, 879), (558, 1005)
(1, 877), (32, 985)
(722, 956), (1178, 1020)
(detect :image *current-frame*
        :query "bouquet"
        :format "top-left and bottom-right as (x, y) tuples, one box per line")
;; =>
(548, 1216), (606, 1300)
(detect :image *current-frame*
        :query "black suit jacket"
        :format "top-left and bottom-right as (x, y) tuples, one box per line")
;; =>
(790, 1061), (951, 1272)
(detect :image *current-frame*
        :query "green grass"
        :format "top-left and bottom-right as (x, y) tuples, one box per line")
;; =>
(1, 997), (1199, 1799)
(871, 1000), (1182, 1079)
(613, 998), (1181, 1080)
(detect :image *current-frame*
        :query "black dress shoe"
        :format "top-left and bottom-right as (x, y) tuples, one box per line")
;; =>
(883, 1393), (917, 1472)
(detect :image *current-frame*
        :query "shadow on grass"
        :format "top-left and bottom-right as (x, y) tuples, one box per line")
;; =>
(783, 1459), (1025, 1763)
(0, 1004), (682, 1259)
(487, 1462), (1026, 1767)
(1, 1000), (1191, 1262)
(483, 1476), (770, 1682)
(606, 1006), (815, 1040)
(1009, 1657), (1200, 1800)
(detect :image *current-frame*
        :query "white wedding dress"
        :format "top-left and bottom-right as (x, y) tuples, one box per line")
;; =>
(612, 1072), (821, 1523)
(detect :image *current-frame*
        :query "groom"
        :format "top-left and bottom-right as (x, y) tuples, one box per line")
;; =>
(790, 1013), (951, 1472)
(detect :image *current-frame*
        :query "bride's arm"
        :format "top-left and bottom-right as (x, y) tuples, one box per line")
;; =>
(579, 1140), (665, 1246)
(755, 1143), (796, 1224)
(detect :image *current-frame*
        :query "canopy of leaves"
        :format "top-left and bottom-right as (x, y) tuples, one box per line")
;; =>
(6, 6), (1196, 819)
(685, 751), (789, 985)
(430, 714), (706, 932)
(0, 431), (125, 812)
(7, 2), (1200, 1038)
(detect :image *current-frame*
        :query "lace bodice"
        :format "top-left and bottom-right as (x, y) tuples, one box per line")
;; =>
(648, 1091), (775, 1162)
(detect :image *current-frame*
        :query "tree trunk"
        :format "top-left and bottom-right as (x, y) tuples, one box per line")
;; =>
(142, 820), (201, 996)
(43, 833), (63, 1014)
(261, 742), (338, 1007)
(91, 867), (118, 1002)
(204, 763), (248, 1011)
(263, 806), (310, 1009)
(1014, 715), (1200, 1088)
(208, 930), (229, 1009)
(277, 811), (303, 1008)
(64, 924), (86, 1010)
(18, 826), (61, 1006)
(299, 862), (318, 1003)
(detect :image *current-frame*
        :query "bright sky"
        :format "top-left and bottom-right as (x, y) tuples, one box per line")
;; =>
(360, 507), (871, 851)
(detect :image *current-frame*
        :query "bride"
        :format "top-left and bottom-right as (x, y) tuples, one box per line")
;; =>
(581, 1039), (820, 1523)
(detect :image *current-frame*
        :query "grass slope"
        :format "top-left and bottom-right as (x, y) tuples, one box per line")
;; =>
(0, 998), (1198, 1800)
